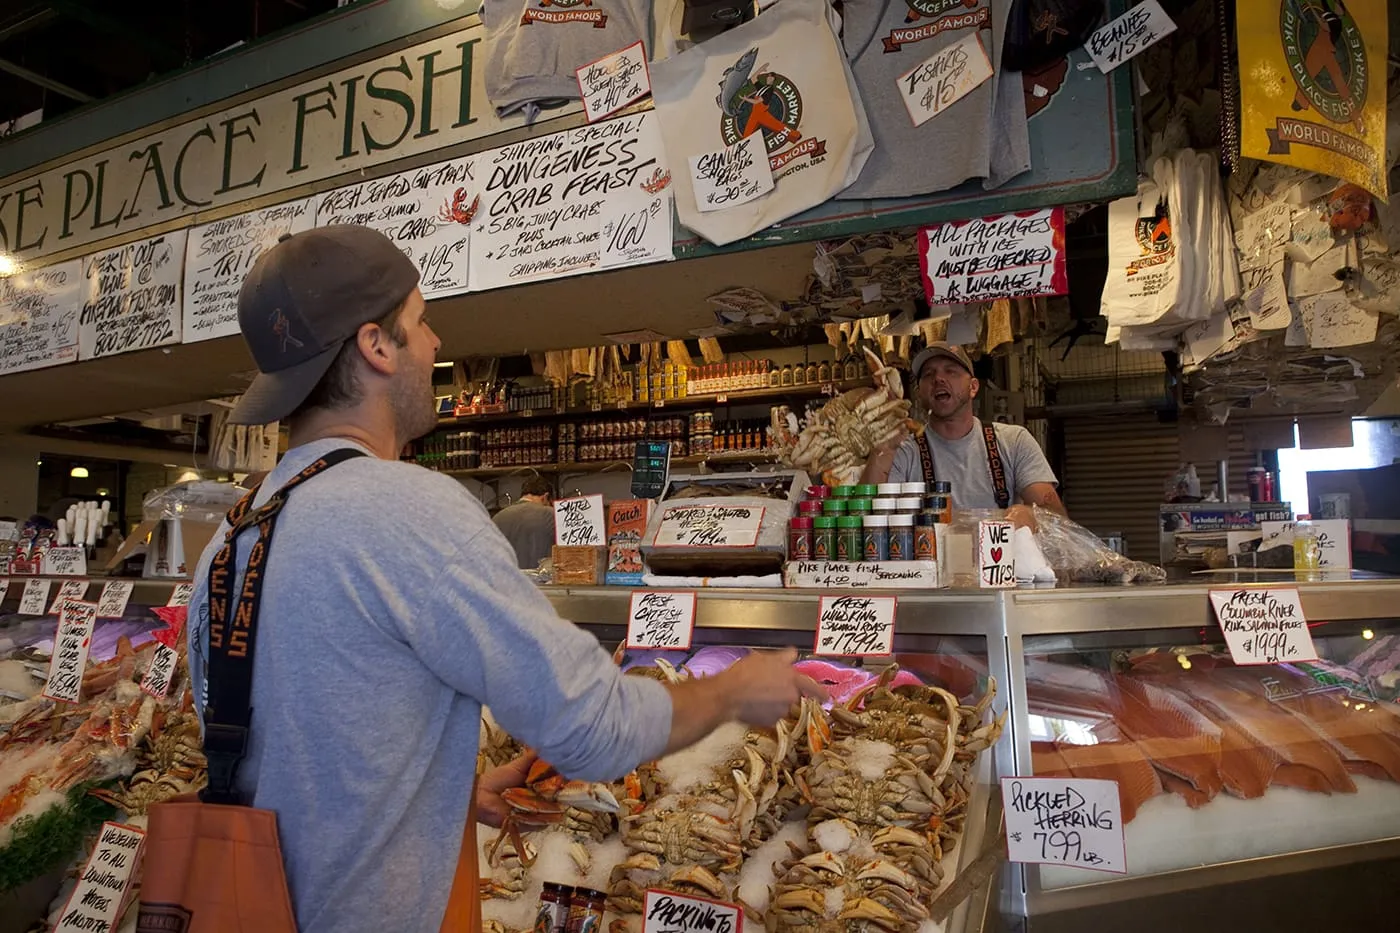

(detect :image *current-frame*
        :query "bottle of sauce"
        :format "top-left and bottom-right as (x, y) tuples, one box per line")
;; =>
(915, 512), (940, 561)
(538, 884), (573, 933)
(566, 888), (607, 933)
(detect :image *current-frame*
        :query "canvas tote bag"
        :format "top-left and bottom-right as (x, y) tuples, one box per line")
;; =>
(136, 450), (366, 933)
(650, 0), (874, 246)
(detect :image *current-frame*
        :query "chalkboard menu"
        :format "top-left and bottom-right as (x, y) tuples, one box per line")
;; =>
(315, 159), (474, 300)
(78, 231), (186, 360)
(0, 259), (82, 375)
(468, 111), (673, 291)
(183, 199), (315, 343)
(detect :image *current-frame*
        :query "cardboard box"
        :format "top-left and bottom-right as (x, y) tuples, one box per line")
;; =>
(551, 546), (607, 586)
(106, 519), (221, 579)
(1159, 503), (1293, 566)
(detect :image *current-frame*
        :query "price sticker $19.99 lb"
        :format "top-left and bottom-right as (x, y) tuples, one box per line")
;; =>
(814, 595), (896, 657)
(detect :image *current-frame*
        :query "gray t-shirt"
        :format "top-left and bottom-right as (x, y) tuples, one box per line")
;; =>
(837, 0), (1029, 200)
(188, 439), (670, 933)
(493, 500), (556, 569)
(888, 419), (1057, 509)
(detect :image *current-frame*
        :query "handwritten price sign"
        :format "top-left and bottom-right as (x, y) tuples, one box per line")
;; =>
(1086, 0), (1176, 73)
(690, 137), (774, 213)
(652, 506), (764, 548)
(896, 30), (992, 127)
(49, 579), (89, 614)
(625, 591), (697, 650)
(42, 546), (87, 576)
(0, 578), (8, 604)
(643, 889), (740, 933)
(53, 822), (145, 933)
(1209, 588), (1318, 665)
(43, 600), (97, 704)
(576, 41), (651, 123)
(814, 595), (896, 657)
(166, 583), (194, 607)
(1002, 777), (1126, 874)
(96, 581), (134, 618)
(555, 494), (606, 547)
(18, 579), (52, 615)
(141, 643), (180, 699)
(600, 192), (673, 269)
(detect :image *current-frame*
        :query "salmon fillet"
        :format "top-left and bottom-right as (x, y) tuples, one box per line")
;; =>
(1055, 738), (1162, 823)
(1113, 675), (1224, 801)
(1173, 673), (1356, 794)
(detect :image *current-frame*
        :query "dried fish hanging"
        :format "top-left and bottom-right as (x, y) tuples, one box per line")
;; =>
(698, 337), (725, 364)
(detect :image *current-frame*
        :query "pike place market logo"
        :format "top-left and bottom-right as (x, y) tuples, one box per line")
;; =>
(716, 48), (826, 177)
(1266, 0), (1377, 175)
(904, 0), (978, 22)
(1128, 204), (1173, 274)
(886, 0), (988, 53)
(522, 0), (607, 27)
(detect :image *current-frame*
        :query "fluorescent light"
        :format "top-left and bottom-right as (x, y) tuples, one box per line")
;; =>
(70, 466), (89, 478)
(433, 361), (454, 368)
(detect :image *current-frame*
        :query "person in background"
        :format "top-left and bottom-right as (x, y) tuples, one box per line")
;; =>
(862, 342), (1067, 515)
(492, 475), (556, 570)
(187, 225), (826, 933)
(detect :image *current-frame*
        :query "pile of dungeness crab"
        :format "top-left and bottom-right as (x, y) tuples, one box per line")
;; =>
(477, 662), (1005, 933)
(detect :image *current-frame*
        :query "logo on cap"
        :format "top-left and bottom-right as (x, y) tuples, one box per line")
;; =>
(270, 309), (305, 353)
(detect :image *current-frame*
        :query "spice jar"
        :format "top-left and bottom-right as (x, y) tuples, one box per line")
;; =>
(538, 884), (573, 933)
(788, 517), (813, 561)
(805, 485), (832, 499)
(872, 498), (897, 515)
(931, 481), (952, 496)
(798, 499), (824, 517)
(832, 485), (857, 499)
(847, 498), (873, 516)
(923, 495), (952, 525)
(823, 498), (849, 516)
(566, 888), (607, 933)
(862, 513), (890, 562)
(915, 512), (940, 561)
(888, 513), (914, 561)
(877, 483), (902, 498)
(813, 516), (837, 560)
(899, 482), (927, 496)
(836, 516), (864, 562)
(895, 497), (921, 514)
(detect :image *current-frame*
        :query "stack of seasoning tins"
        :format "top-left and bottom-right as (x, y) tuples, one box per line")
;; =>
(538, 883), (607, 933)
(789, 482), (949, 562)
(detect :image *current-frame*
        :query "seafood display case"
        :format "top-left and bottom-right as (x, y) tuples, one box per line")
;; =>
(1003, 578), (1400, 920)
(474, 587), (1015, 933)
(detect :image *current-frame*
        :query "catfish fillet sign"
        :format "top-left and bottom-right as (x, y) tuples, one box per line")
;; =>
(0, 23), (571, 265)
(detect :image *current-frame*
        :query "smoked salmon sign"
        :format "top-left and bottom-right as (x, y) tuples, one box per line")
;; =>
(1209, 587), (1319, 665)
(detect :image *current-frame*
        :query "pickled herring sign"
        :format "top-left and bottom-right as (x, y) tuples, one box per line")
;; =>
(79, 230), (186, 359)
(918, 208), (1067, 304)
(184, 199), (315, 342)
(0, 259), (81, 375)
(1002, 777), (1126, 874)
(468, 111), (673, 291)
(315, 159), (474, 300)
(1209, 587), (1318, 665)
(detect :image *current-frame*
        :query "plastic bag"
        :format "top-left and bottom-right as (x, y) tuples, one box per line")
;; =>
(1029, 506), (1167, 585)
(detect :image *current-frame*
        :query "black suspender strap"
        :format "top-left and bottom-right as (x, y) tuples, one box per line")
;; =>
(983, 423), (1011, 509)
(916, 424), (1012, 510)
(201, 448), (366, 804)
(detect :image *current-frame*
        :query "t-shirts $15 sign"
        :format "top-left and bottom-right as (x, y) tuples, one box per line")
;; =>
(555, 494), (606, 547)
(1209, 588), (1318, 665)
(625, 591), (696, 650)
(643, 888), (740, 933)
(815, 595), (896, 657)
(1002, 776), (1126, 873)
(896, 31), (993, 127)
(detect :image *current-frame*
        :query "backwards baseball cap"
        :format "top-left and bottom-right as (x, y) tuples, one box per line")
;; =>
(911, 342), (975, 380)
(230, 226), (420, 425)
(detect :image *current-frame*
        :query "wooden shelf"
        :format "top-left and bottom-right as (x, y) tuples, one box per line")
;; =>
(440, 451), (782, 481)
(437, 379), (870, 427)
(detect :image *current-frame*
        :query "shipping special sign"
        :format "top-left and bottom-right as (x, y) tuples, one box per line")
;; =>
(0, 23), (579, 266)
(919, 207), (1068, 304)
(1238, 0), (1389, 199)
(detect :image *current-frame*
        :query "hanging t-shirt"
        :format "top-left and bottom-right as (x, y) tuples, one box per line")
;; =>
(482, 0), (653, 118)
(650, 0), (874, 246)
(837, 0), (1029, 200)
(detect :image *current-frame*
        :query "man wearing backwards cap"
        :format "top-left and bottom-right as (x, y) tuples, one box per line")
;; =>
(862, 342), (1066, 515)
(186, 226), (826, 933)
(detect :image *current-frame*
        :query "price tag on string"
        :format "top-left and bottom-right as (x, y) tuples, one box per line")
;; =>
(18, 579), (52, 615)
(625, 591), (696, 650)
(1085, 0), (1176, 73)
(96, 581), (135, 618)
(814, 595), (896, 657)
(140, 644), (180, 699)
(166, 583), (194, 607)
(1209, 588), (1318, 665)
(50, 579), (89, 614)
(1002, 777), (1126, 873)
(43, 600), (97, 704)
(52, 822), (145, 932)
(554, 494), (606, 547)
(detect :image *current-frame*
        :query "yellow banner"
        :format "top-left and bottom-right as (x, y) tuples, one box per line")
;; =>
(1238, 0), (1389, 199)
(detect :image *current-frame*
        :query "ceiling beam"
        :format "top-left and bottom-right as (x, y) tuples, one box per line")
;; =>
(0, 8), (60, 44)
(0, 57), (92, 102)
(46, 0), (183, 66)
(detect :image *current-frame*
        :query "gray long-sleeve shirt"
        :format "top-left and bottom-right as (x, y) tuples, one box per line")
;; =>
(188, 438), (671, 933)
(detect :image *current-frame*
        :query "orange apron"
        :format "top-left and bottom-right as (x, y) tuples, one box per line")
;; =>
(440, 788), (483, 933)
